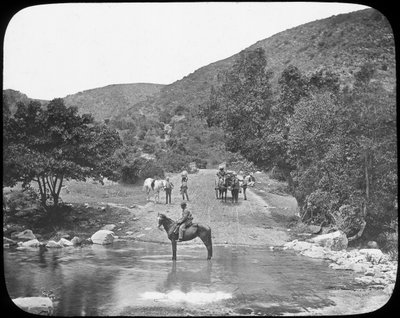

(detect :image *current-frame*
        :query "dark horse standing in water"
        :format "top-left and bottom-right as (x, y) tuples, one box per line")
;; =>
(157, 213), (213, 260)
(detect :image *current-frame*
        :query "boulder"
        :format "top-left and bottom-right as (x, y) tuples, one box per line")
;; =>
(58, 238), (73, 247)
(90, 230), (115, 245)
(11, 229), (36, 241)
(46, 240), (63, 248)
(367, 241), (379, 249)
(18, 239), (40, 248)
(309, 230), (348, 251)
(13, 297), (53, 315)
(70, 236), (83, 245)
(359, 249), (384, 264)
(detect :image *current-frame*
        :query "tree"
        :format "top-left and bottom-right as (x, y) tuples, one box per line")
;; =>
(3, 99), (122, 208)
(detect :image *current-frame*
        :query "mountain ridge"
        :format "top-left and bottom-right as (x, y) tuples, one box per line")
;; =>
(4, 8), (395, 123)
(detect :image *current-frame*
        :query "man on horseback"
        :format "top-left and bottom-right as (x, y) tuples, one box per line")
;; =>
(176, 202), (193, 241)
(216, 166), (226, 178)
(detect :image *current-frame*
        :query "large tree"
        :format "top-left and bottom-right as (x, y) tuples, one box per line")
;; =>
(3, 98), (122, 208)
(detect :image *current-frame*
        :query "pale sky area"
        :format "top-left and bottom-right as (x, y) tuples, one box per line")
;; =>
(3, 2), (369, 100)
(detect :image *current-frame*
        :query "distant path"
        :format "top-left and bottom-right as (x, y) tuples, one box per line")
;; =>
(131, 169), (292, 246)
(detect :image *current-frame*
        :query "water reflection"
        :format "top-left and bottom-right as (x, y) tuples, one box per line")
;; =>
(158, 260), (212, 293)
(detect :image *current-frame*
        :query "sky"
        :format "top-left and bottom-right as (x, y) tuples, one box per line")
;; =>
(3, 2), (369, 100)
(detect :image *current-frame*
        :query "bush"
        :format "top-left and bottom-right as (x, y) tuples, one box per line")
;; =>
(269, 166), (286, 181)
(6, 187), (40, 212)
(120, 157), (164, 184)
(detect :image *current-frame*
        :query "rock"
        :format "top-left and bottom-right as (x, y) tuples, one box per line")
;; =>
(126, 231), (134, 235)
(367, 241), (379, 249)
(58, 238), (73, 247)
(19, 239), (40, 248)
(309, 230), (348, 251)
(12, 297), (53, 315)
(11, 229), (36, 241)
(283, 239), (298, 250)
(292, 241), (314, 252)
(359, 249), (384, 264)
(70, 236), (83, 245)
(46, 240), (63, 248)
(90, 230), (115, 245)
(301, 245), (326, 259)
(55, 231), (70, 240)
(101, 224), (116, 231)
(350, 263), (369, 273)
(3, 237), (18, 246)
(306, 224), (322, 234)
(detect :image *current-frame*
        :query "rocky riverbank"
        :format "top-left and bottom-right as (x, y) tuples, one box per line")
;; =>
(282, 230), (397, 302)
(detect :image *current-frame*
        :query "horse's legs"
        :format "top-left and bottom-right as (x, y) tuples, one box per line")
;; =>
(198, 230), (213, 260)
(171, 240), (177, 260)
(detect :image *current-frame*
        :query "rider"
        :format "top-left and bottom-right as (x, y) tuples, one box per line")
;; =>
(176, 202), (193, 241)
(216, 166), (226, 178)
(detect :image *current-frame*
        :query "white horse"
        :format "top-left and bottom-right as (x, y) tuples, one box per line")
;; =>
(143, 178), (167, 203)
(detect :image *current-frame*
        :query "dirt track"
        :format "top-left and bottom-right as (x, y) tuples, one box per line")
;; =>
(126, 169), (292, 247)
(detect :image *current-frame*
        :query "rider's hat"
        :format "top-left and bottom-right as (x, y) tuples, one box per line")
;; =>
(181, 202), (187, 208)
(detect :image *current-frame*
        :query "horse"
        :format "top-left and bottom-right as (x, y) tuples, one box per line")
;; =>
(217, 177), (228, 202)
(143, 178), (167, 203)
(157, 213), (213, 260)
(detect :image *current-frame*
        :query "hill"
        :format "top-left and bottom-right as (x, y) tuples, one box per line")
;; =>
(119, 8), (394, 122)
(62, 83), (164, 121)
(4, 9), (394, 124)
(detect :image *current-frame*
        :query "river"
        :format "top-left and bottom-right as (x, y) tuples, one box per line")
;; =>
(4, 240), (364, 316)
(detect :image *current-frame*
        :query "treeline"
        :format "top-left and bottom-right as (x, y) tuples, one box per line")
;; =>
(199, 47), (397, 246)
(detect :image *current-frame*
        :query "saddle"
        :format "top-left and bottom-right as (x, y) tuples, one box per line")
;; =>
(172, 223), (197, 234)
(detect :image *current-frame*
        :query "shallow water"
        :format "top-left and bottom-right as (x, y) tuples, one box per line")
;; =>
(4, 241), (362, 315)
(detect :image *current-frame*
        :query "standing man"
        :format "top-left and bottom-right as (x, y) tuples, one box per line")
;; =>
(181, 174), (189, 201)
(242, 174), (249, 200)
(176, 202), (193, 241)
(164, 177), (174, 204)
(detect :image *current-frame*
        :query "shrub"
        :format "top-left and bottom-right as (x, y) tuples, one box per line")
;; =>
(120, 157), (164, 184)
(6, 187), (40, 212)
